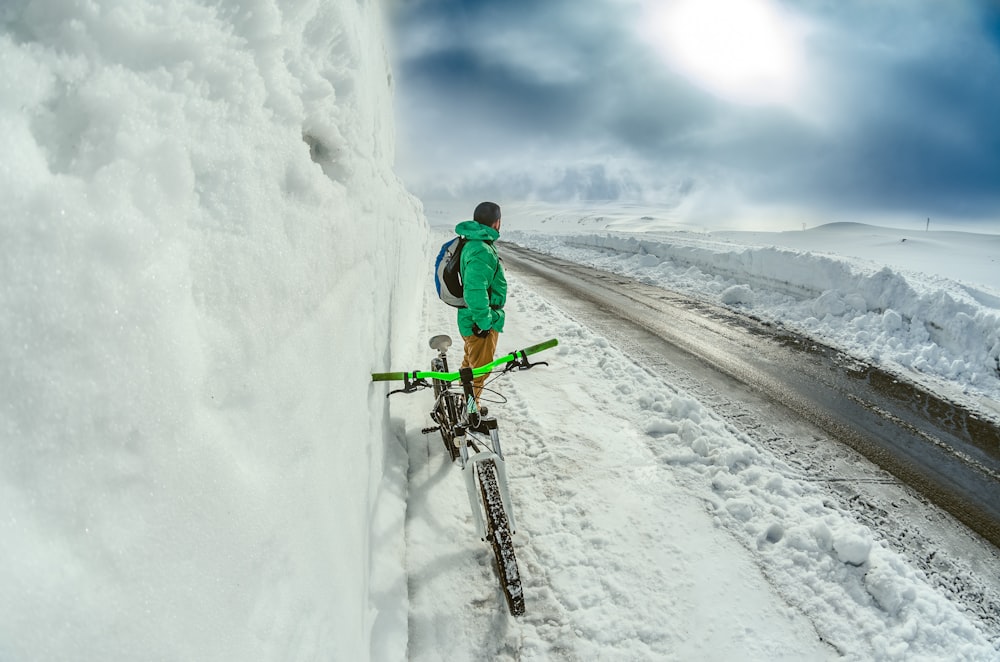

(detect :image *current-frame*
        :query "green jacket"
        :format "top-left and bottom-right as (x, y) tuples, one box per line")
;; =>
(455, 220), (507, 337)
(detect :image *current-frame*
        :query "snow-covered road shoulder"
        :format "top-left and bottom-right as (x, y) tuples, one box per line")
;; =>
(397, 267), (998, 660)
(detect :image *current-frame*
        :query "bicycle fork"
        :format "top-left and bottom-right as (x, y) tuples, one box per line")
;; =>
(461, 426), (518, 539)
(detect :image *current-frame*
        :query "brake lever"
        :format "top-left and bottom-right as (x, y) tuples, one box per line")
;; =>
(501, 350), (548, 373)
(387, 374), (430, 397)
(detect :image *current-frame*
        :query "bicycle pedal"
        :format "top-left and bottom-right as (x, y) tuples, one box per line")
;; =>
(421, 426), (440, 435)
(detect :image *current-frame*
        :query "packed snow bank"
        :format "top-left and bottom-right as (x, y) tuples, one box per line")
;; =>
(1, 2), (423, 660)
(504, 221), (1000, 412)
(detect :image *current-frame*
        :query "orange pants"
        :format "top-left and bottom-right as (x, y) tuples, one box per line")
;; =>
(461, 329), (499, 403)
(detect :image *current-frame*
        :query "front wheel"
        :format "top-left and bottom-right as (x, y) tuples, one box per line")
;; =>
(477, 459), (525, 616)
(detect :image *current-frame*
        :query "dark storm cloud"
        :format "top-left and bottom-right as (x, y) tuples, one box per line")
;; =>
(392, 0), (713, 154)
(405, 49), (590, 139)
(389, 0), (1000, 224)
(760, 0), (1000, 218)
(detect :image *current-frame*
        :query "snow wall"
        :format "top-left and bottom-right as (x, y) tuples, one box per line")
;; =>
(1, 1), (425, 660)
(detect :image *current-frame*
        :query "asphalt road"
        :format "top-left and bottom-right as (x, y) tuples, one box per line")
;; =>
(500, 242), (1000, 552)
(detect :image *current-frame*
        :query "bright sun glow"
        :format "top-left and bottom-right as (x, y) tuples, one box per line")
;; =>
(641, 0), (806, 107)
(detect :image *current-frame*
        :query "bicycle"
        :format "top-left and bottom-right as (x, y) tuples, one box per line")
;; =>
(371, 336), (558, 616)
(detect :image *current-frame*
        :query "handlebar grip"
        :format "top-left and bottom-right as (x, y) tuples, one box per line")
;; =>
(371, 371), (407, 382)
(521, 338), (558, 355)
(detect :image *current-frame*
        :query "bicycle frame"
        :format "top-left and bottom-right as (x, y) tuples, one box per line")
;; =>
(372, 335), (557, 615)
(428, 340), (519, 538)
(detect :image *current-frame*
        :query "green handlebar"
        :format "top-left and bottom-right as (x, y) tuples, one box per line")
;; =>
(371, 338), (558, 383)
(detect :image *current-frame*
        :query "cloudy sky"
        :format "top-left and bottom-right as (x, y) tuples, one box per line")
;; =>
(387, 0), (1000, 227)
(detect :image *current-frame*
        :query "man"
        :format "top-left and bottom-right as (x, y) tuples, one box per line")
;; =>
(455, 201), (507, 404)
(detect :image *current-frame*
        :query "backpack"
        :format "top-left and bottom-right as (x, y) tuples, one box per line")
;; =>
(434, 236), (467, 308)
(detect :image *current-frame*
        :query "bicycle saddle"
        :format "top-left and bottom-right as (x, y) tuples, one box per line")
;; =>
(429, 334), (452, 351)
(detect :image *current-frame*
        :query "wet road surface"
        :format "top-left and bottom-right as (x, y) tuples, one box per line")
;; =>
(501, 242), (1000, 550)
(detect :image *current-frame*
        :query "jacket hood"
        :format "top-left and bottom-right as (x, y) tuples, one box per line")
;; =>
(455, 220), (499, 241)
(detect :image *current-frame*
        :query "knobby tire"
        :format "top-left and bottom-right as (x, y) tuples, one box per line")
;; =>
(477, 459), (525, 616)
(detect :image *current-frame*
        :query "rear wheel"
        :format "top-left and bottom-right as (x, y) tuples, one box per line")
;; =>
(477, 459), (525, 616)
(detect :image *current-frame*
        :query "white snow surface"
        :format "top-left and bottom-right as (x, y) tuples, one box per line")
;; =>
(2, 2), (423, 660)
(4, 1), (1000, 661)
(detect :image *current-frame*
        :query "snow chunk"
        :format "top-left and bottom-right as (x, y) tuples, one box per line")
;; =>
(720, 284), (754, 306)
(865, 557), (917, 616)
(833, 528), (873, 566)
(813, 290), (846, 316)
(882, 308), (903, 331)
(645, 418), (679, 437)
